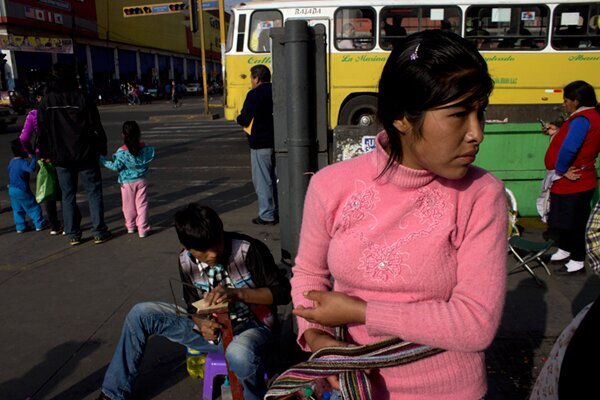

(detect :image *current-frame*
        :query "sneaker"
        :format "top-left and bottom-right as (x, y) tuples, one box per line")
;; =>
(139, 231), (151, 238)
(50, 229), (62, 235)
(36, 221), (49, 231)
(16, 230), (25, 234)
(252, 217), (279, 225)
(69, 236), (82, 246)
(127, 229), (136, 234)
(550, 248), (571, 262)
(94, 232), (112, 244)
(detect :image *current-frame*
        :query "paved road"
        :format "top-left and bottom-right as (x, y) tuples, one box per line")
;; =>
(1, 97), (599, 400)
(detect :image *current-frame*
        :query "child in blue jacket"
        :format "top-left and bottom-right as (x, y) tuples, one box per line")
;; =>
(8, 138), (47, 233)
(100, 121), (155, 238)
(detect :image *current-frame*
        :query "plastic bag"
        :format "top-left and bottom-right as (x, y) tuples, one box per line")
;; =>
(35, 160), (58, 203)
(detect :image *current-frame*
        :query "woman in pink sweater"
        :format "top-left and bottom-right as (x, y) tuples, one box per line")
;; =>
(292, 30), (507, 399)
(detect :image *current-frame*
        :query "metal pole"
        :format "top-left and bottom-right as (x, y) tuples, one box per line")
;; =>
(198, 2), (210, 115)
(218, 0), (226, 106)
(284, 20), (315, 258)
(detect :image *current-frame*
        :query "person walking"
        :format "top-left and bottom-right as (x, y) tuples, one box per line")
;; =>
(19, 84), (62, 235)
(544, 80), (600, 275)
(236, 64), (278, 225)
(100, 121), (155, 238)
(37, 63), (111, 245)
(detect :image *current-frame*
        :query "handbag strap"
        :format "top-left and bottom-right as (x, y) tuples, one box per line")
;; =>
(265, 330), (443, 399)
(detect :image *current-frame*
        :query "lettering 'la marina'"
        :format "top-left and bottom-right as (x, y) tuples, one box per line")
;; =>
(355, 54), (387, 62)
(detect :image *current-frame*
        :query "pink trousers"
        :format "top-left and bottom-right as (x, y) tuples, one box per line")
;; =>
(121, 179), (150, 236)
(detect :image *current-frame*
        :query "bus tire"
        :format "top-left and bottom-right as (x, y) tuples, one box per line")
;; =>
(338, 95), (378, 126)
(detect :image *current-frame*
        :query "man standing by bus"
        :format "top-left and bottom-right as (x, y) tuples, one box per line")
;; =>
(237, 65), (278, 225)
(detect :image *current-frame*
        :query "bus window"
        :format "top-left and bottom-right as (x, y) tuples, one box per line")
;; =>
(380, 6), (461, 50)
(552, 3), (600, 49)
(466, 5), (549, 50)
(249, 10), (283, 53)
(226, 11), (235, 52)
(236, 14), (246, 52)
(334, 7), (376, 51)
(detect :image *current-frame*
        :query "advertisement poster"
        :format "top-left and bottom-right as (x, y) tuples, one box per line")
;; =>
(0, 35), (73, 53)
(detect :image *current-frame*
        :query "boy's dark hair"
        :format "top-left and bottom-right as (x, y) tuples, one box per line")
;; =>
(122, 121), (142, 156)
(377, 29), (494, 176)
(250, 64), (271, 83)
(10, 138), (27, 158)
(564, 80), (599, 112)
(174, 203), (224, 251)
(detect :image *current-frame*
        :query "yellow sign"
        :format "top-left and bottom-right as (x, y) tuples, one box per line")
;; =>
(123, 2), (187, 18)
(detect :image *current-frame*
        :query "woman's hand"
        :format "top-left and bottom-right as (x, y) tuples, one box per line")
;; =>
(303, 329), (351, 390)
(543, 123), (559, 136)
(564, 166), (582, 181)
(293, 291), (366, 326)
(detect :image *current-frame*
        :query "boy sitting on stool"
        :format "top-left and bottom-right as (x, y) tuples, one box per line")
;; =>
(98, 203), (291, 400)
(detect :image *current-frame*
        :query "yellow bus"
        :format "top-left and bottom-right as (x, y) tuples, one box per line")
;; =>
(224, 0), (600, 127)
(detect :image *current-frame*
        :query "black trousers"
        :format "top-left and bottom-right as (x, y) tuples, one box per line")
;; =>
(549, 189), (595, 261)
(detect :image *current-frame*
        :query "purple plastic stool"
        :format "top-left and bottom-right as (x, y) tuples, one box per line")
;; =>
(202, 352), (227, 400)
(201, 352), (269, 400)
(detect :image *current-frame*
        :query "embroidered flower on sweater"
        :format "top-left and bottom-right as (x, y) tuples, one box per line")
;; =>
(358, 240), (409, 283)
(341, 180), (380, 230)
(398, 187), (451, 243)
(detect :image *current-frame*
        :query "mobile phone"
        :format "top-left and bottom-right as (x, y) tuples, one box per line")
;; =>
(538, 118), (546, 127)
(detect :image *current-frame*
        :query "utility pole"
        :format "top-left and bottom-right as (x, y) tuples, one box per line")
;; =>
(217, 0), (226, 105)
(198, 1), (210, 115)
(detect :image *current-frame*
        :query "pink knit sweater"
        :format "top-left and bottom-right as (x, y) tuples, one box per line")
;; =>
(291, 131), (507, 400)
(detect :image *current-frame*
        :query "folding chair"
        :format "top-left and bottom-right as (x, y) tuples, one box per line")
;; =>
(506, 188), (553, 286)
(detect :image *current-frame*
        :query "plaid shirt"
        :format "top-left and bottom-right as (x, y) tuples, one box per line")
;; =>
(198, 262), (254, 325)
(586, 200), (600, 275)
(179, 232), (291, 330)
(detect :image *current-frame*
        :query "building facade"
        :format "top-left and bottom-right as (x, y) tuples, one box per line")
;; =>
(0, 0), (226, 98)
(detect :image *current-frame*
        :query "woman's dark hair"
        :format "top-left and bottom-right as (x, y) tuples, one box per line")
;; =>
(174, 203), (224, 251)
(250, 64), (271, 83)
(10, 138), (27, 158)
(122, 121), (142, 156)
(377, 29), (494, 176)
(564, 80), (599, 113)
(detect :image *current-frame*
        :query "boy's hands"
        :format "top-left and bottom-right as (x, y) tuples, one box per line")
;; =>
(203, 285), (241, 306)
(193, 317), (222, 341)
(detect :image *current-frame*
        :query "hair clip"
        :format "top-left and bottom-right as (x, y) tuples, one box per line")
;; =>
(409, 43), (420, 61)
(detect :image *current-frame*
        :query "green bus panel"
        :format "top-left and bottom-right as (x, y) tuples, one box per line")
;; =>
(476, 123), (599, 217)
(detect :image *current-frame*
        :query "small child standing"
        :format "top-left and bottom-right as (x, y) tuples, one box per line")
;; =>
(8, 138), (47, 233)
(100, 121), (155, 238)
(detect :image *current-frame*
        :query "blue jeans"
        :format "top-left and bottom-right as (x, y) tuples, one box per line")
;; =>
(102, 302), (272, 400)
(56, 165), (108, 239)
(250, 148), (278, 221)
(8, 187), (46, 231)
